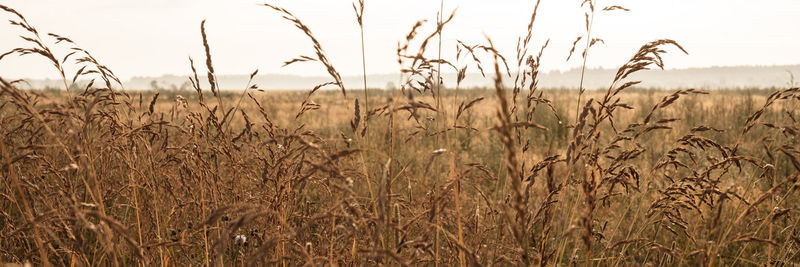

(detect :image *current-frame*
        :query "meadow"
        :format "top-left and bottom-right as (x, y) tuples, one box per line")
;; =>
(1, 2), (800, 266)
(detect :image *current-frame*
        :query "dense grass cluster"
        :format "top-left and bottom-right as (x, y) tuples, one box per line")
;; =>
(1, 2), (800, 266)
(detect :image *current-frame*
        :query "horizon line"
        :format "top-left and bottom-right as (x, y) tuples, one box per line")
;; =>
(11, 63), (800, 81)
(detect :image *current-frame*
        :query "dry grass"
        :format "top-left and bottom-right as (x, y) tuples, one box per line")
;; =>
(1, 2), (800, 266)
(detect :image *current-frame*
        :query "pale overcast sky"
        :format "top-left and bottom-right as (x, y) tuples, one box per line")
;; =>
(0, 0), (798, 80)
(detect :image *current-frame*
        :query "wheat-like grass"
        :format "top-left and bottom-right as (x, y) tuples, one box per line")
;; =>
(0, 2), (798, 266)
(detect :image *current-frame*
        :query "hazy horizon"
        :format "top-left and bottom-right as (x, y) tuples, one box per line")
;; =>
(18, 64), (800, 90)
(1, 0), (798, 81)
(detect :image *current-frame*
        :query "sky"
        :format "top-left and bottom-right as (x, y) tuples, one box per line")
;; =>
(0, 0), (798, 80)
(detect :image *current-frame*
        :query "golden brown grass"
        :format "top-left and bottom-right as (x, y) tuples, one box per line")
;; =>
(1, 2), (800, 266)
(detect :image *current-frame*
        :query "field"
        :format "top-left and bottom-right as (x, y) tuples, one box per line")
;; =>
(2, 2), (800, 266)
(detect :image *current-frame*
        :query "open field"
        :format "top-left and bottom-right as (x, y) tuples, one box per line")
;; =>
(2, 2), (800, 266)
(3, 87), (800, 266)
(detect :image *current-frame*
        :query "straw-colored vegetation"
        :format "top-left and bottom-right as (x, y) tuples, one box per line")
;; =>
(1, 1), (799, 266)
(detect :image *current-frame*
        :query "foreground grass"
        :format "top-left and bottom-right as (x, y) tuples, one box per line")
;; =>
(1, 1), (800, 266)
(1, 87), (799, 266)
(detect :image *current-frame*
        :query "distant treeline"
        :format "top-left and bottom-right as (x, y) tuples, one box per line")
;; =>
(19, 64), (800, 90)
